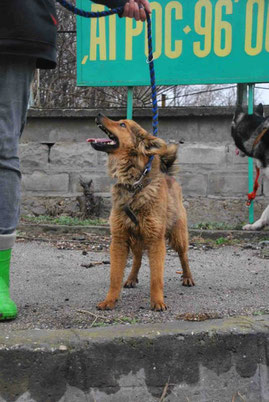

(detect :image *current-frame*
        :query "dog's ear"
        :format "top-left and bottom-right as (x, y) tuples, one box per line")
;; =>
(144, 136), (167, 156)
(160, 143), (178, 169)
(255, 103), (264, 116)
(234, 105), (243, 119)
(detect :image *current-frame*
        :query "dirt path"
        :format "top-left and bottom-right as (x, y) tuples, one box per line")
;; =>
(1, 231), (268, 330)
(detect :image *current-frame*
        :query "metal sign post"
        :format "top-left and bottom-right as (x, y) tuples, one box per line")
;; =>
(237, 83), (255, 224)
(248, 84), (255, 224)
(127, 87), (133, 119)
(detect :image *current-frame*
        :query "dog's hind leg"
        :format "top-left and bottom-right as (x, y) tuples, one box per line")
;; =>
(124, 246), (142, 288)
(243, 204), (269, 230)
(170, 218), (195, 287)
(97, 238), (129, 310)
(148, 239), (167, 311)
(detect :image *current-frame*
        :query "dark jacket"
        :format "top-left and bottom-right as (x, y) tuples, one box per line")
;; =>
(0, 0), (127, 69)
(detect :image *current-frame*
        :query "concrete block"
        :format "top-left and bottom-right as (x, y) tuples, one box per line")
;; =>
(197, 115), (231, 142)
(157, 115), (231, 143)
(19, 143), (49, 171)
(92, 174), (115, 193)
(49, 142), (96, 171)
(97, 151), (109, 167)
(263, 177), (269, 196)
(179, 164), (218, 174)
(22, 172), (69, 193)
(208, 173), (250, 196)
(22, 118), (111, 143)
(226, 143), (248, 165)
(178, 143), (226, 165)
(178, 173), (208, 196)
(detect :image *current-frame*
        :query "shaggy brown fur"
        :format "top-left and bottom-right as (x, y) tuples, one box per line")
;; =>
(87, 114), (195, 311)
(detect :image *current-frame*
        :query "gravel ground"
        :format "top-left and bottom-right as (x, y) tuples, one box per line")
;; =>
(1, 233), (269, 330)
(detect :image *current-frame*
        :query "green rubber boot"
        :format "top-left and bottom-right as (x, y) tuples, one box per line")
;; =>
(0, 249), (17, 320)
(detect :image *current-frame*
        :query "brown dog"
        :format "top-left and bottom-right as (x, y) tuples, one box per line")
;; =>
(87, 114), (195, 311)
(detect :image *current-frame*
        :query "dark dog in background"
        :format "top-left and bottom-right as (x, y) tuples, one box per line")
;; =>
(231, 103), (269, 230)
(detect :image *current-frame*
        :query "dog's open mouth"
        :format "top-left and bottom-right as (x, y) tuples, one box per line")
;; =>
(87, 118), (119, 152)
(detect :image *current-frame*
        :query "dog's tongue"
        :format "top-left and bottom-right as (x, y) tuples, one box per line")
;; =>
(87, 138), (111, 143)
(235, 148), (239, 155)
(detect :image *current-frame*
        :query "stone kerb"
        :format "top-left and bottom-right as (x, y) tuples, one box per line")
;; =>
(263, 177), (269, 196)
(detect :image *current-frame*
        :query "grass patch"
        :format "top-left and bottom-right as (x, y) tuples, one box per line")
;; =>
(253, 310), (267, 316)
(91, 321), (108, 328)
(215, 237), (230, 246)
(117, 316), (138, 324)
(21, 215), (108, 226)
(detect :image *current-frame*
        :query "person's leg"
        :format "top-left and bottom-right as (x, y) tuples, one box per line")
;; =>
(0, 55), (35, 320)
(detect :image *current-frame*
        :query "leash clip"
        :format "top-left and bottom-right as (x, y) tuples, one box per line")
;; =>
(133, 169), (148, 190)
(146, 56), (154, 64)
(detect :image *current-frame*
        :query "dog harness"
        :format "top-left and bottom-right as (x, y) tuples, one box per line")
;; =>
(116, 174), (152, 225)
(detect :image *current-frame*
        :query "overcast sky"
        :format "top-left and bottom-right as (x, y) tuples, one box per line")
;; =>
(255, 84), (269, 105)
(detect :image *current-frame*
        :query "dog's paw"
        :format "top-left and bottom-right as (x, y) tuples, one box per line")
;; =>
(151, 300), (167, 312)
(97, 299), (116, 310)
(243, 223), (260, 231)
(182, 276), (195, 287)
(124, 278), (139, 288)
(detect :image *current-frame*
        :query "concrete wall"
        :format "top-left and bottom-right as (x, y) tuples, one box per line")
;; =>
(19, 107), (269, 222)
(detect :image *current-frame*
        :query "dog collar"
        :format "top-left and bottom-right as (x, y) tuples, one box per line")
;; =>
(252, 127), (269, 149)
(116, 177), (152, 193)
(116, 156), (154, 194)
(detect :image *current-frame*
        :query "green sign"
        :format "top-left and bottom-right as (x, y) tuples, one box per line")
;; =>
(77, 0), (269, 86)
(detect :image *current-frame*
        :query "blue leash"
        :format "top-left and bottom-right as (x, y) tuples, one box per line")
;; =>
(56, 0), (123, 18)
(56, 0), (158, 174)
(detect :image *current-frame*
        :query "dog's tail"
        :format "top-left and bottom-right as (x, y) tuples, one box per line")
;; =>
(160, 143), (179, 175)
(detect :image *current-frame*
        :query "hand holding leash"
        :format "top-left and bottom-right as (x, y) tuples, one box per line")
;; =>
(122, 0), (151, 21)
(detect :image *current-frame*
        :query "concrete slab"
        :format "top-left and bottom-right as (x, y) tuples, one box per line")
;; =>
(1, 316), (269, 401)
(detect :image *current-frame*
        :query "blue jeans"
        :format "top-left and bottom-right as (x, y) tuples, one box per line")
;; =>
(0, 55), (35, 234)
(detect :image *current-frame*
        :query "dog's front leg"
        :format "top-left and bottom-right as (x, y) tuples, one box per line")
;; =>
(243, 204), (269, 230)
(97, 238), (129, 310)
(124, 246), (142, 288)
(148, 239), (167, 311)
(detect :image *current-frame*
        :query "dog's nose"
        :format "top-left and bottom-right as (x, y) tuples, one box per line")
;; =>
(96, 113), (105, 125)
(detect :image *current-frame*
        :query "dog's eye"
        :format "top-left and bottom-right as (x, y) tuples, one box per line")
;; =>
(120, 123), (126, 128)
